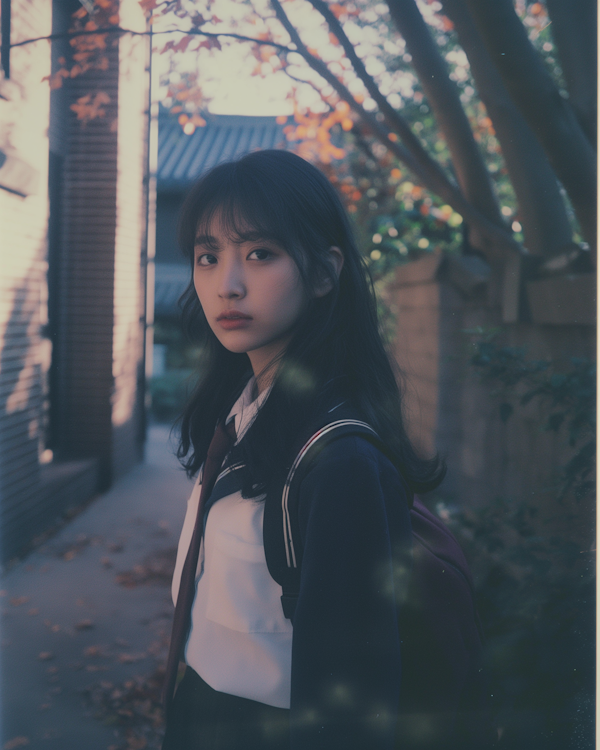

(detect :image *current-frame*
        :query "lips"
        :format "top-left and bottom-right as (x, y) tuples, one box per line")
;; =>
(217, 311), (252, 321)
(216, 311), (253, 330)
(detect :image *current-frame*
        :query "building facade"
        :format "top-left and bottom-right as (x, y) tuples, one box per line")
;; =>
(0, 0), (149, 562)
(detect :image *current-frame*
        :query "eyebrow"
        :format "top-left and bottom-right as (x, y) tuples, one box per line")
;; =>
(194, 231), (284, 248)
(194, 234), (220, 249)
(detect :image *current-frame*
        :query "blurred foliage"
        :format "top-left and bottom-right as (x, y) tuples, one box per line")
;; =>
(441, 492), (595, 750)
(467, 331), (595, 501)
(424, 330), (596, 747)
(150, 320), (202, 422)
(149, 370), (193, 423)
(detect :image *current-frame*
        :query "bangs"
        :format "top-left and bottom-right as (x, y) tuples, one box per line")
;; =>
(178, 159), (309, 267)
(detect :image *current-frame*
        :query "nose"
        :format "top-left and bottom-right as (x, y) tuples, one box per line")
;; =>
(218, 256), (246, 300)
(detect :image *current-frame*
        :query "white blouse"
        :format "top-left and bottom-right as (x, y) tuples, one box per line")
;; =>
(171, 378), (293, 708)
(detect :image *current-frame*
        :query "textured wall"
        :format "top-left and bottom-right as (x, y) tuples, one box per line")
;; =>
(0, 0), (149, 561)
(0, 0), (52, 560)
(388, 255), (595, 545)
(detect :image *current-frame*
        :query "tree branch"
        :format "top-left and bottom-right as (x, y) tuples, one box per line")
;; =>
(463, 0), (597, 250)
(385, 0), (505, 245)
(545, 0), (597, 146)
(9, 26), (291, 52)
(270, 0), (520, 260)
(440, 0), (574, 258)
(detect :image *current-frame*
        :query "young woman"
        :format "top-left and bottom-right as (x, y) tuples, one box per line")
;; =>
(162, 149), (445, 750)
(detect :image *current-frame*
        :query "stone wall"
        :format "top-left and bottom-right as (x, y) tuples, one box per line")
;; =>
(388, 254), (595, 546)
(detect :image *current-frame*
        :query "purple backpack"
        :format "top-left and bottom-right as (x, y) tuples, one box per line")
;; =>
(263, 417), (496, 750)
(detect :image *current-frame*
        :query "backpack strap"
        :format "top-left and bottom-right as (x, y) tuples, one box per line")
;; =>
(266, 418), (411, 621)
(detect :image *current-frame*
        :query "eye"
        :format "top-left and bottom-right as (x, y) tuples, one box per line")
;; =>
(196, 253), (217, 266)
(247, 248), (274, 261)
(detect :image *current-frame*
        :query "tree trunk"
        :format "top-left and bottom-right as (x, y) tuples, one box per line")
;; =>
(463, 0), (597, 253)
(386, 0), (505, 253)
(440, 0), (573, 258)
(545, 0), (597, 147)
(271, 0), (520, 262)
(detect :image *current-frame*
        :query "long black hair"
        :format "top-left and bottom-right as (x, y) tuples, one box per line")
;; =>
(176, 149), (444, 495)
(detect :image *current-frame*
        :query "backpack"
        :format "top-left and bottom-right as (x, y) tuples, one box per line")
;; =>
(262, 412), (497, 750)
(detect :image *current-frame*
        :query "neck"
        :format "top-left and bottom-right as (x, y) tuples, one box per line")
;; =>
(247, 343), (289, 395)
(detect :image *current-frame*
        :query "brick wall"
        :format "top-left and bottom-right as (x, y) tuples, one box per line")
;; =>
(0, 0), (52, 560)
(0, 0), (149, 561)
(57, 0), (148, 487)
(388, 255), (595, 545)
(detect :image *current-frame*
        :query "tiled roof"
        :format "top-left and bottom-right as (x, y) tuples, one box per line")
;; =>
(157, 111), (290, 190)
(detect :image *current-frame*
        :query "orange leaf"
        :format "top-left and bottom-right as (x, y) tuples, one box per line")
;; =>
(276, 115), (288, 124)
(328, 32), (340, 46)
(341, 118), (353, 131)
(440, 15), (454, 32)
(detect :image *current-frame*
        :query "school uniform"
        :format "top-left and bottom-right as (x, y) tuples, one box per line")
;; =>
(163, 378), (412, 750)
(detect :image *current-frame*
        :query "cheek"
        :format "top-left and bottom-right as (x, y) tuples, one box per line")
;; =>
(267, 268), (306, 319)
(193, 271), (208, 307)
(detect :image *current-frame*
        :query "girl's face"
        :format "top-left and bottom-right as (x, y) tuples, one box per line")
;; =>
(193, 215), (309, 381)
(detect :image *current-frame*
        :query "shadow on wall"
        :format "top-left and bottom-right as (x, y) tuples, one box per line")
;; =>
(1, 268), (98, 563)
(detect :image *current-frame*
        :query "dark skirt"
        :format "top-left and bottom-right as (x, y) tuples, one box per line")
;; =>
(162, 667), (290, 750)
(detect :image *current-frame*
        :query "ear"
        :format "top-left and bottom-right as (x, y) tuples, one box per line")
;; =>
(314, 246), (345, 298)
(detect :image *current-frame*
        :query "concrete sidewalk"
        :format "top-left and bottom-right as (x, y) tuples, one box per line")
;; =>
(1, 426), (193, 750)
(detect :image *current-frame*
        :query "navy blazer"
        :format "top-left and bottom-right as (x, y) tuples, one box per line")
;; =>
(288, 434), (412, 750)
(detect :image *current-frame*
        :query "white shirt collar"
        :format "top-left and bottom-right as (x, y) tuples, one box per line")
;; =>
(226, 377), (270, 442)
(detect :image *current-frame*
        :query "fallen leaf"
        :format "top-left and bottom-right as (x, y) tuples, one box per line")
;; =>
(101, 557), (113, 568)
(28, 608), (39, 616)
(38, 652), (54, 661)
(4, 737), (30, 748)
(51, 625), (61, 633)
(0, 590), (7, 596)
(117, 652), (146, 664)
(75, 619), (94, 630)
(46, 666), (59, 675)
(10, 596), (30, 606)
(39, 703), (51, 711)
(84, 645), (103, 657)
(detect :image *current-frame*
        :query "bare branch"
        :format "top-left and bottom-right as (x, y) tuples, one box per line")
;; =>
(9, 26), (291, 53)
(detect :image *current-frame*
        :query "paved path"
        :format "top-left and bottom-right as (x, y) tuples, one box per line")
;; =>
(1, 426), (193, 750)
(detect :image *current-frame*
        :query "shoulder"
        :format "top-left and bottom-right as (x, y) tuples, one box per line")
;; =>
(299, 434), (408, 508)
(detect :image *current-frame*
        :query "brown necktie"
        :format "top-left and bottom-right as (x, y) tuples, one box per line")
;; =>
(162, 419), (237, 709)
